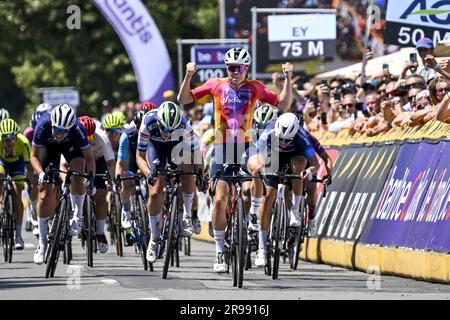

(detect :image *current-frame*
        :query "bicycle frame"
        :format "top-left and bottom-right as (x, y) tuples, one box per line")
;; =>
(291, 175), (327, 271)
(265, 172), (296, 279)
(45, 168), (91, 278)
(117, 173), (152, 271)
(147, 163), (198, 279)
(210, 164), (263, 288)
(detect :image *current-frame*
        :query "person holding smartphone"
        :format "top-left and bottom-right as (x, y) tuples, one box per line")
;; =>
(401, 38), (436, 83)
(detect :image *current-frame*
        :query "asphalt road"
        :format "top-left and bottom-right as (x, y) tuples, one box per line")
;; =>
(1, 228), (450, 300)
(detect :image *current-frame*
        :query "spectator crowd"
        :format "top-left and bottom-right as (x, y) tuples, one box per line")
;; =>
(268, 37), (450, 138)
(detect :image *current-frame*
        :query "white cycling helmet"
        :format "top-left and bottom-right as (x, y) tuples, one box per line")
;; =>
(0, 108), (10, 122)
(274, 113), (299, 140)
(36, 103), (53, 113)
(51, 104), (77, 129)
(224, 47), (251, 65)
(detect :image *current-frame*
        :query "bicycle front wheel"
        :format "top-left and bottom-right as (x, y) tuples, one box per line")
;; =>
(64, 237), (72, 265)
(162, 195), (177, 279)
(292, 196), (306, 271)
(112, 194), (123, 257)
(272, 197), (285, 280)
(237, 198), (246, 288)
(183, 236), (191, 256)
(86, 196), (94, 267)
(1, 190), (13, 263)
(45, 199), (67, 278)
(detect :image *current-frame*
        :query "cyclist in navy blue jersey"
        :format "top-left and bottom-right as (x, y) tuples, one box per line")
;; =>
(30, 104), (95, 264)
(253, 112), (320, 267)
(136, 102), (202, 264)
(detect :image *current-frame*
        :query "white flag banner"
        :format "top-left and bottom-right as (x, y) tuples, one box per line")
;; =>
(92, 0), (174, 105)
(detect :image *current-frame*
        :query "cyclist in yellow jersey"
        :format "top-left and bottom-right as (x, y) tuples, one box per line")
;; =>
(0, 119), (34, 250)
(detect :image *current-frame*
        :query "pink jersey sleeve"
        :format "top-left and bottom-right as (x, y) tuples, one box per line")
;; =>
(252, 80), (279, 107)
(191, 78), (220, 101)
(23, 127), (34, 144)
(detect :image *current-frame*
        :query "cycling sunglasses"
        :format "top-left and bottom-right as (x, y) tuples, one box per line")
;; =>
(87, 134), (94, 142)
(159, 125), (174, 134)
(2, 133), (16, 140)
(52, 126), (69, 135)
(256, 123), (268, 130)
(105, 128), (122, 135)
(227, 65), (247, 73)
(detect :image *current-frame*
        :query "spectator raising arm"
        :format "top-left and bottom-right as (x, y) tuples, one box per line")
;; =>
(277, 62), (294, 111)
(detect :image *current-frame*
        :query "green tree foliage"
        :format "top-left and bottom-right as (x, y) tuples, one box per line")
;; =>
(0, 0), (218, 125)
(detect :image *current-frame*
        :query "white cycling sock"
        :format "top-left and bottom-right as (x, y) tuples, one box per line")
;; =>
(208, 202), (213, 222)
(182, 192), (194, 219)
(292, 194), (302, 216)
(258, 229), (268, 252)
(38, 217), (49, 249)
(149, 214), (160, 241)
(70, 193), (86, 219)
(96, 219), (106, 235)
(249, 196), (262, 216)
(213, 230), (225, 254)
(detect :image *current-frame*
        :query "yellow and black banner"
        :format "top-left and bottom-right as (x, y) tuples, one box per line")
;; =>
(314, 144), (399, 241)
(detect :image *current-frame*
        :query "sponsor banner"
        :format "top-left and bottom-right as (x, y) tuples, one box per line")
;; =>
(268, 14), (336, 42)
(423, 141), (450, 252)
(190, 44), (249, 84)
(384, 21), (450, 48)
(42, 88), (80, 107)
(361, 141), (450, 252)
(92, 0), (175, 105)
(315, 147), (366, 239)
(334, 145), (398, 241)
(314, 145), (398, 241)
(267, 14), (336, 60)
(191, 44), (249, 68)
(385, 0), (450, 47)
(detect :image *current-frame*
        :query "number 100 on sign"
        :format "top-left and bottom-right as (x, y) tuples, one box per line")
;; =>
(193, 68), (225, 83)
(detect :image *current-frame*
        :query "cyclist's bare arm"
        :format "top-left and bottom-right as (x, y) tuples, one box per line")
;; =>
(136, 150), (150, 176)
(30, 146), (44, 175)
(178, 62), (197, 104)
(106, 159), (115, 179)
(116, 160), (124, 176)
(277, 62), (294, 111)
(25, 162), (34, 182)
(307, 154), (320, 176)
(319, 150), (333, 177)
(82, 147), (96, 176)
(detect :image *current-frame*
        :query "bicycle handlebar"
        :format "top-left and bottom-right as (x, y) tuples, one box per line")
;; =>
(45, 167), (92, 179)
(116, 172), (146, 182)
(0, 176), (30, 184)
(262, 173), (329, 198)
(210, 169), (267, 197)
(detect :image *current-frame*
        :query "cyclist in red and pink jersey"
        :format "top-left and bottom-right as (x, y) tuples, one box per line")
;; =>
(178, 47), (293, 272)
